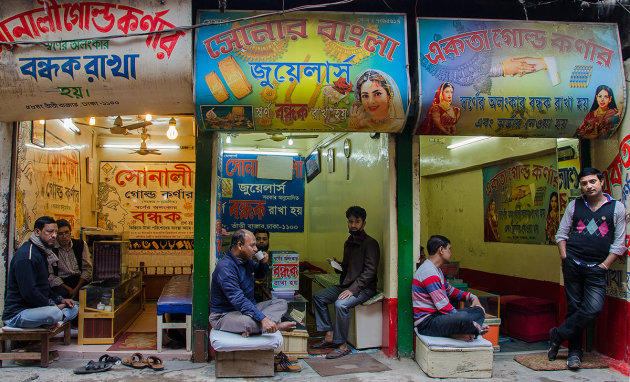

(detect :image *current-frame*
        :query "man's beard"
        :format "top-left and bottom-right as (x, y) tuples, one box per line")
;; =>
(349, 229), (361, 236)
(258, 244), (269, 252)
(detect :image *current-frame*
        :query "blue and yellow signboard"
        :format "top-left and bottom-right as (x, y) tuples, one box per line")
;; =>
(416, 19), (626, 138)
(195, 11), (409, 132)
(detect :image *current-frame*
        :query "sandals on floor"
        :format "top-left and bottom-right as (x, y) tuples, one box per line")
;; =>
(146, 355), (164, 371)
(274, 352), (301, 372)
(325, 347), (352, 359)
(274, 352), (298, 364)
(99, 354), (121, 366)
(73, 360), (113, 374)
(122, 352), (148, 369)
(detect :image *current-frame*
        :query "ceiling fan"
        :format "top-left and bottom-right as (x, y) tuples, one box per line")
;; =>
(130, 127), (161, 155)
(255, 133), (319, 142)
(76, 116), (152, 135)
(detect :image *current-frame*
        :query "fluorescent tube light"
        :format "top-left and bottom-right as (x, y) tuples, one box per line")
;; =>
(224, 149), (299, 156)
(446, 136), (490, 150)
(61, 118), (81, 134)
(101, 144), (180, 149)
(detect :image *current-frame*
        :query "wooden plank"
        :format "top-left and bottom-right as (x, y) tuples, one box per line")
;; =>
(215, 350), (274, 378)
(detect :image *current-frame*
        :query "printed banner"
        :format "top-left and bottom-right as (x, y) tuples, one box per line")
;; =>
(14, 123), (81, 246)
(272, 251), (299, 290)
(97, 161), (195, 254)
(416, 18), (626, 138)
(220, 154), (305, 232)
(195, 11), (409, 133)
(482, 155), (558, 244)
(0, 0), (193, 122)
(602, 134), (630, 301)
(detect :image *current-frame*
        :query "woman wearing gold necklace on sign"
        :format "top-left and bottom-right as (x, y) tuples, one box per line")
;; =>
(576, 85), (620, 139)
(348, 69), (405, 132)
(419, 82), (461, 135)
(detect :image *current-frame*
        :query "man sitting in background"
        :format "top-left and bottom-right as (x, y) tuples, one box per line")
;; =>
(3, 216), (78, 329)
(210, 229), (296, 336)
(49, 219), (92, 300)
(413, 235), (487, 341)
(253, 227), (272, 301)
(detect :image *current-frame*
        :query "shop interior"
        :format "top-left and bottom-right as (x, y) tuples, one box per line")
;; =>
(13, 115), (583, 356)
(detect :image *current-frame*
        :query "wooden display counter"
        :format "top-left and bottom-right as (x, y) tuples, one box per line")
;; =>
(78, 272), (145, 345)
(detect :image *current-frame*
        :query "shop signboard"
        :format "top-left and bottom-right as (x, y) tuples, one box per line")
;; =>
(0, 0), (192, 122)
(195, 11), (409, 133)
(482, 154), (558, 244)
(416, 18), (626, 138)
(14, 122), (81, 246)
(97, 161), (195, 260)
(272, 251), (300, 290)
(220, 153), (305, 233)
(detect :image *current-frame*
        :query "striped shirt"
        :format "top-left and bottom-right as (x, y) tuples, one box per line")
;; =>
(412, 260), (476, 326)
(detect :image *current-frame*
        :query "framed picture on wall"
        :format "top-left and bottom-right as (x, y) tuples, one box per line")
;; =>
(31, 120), (45, 147)
(305, 150), (321, 183)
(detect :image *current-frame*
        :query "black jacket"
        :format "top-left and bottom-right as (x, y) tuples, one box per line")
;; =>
(339, 231), (380, 296)
(2, 241), (63, 321)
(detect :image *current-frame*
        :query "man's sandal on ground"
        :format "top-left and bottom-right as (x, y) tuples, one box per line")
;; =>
(73, 360), (113, 374)
(325, 347), (351, 359)
(274, 352), (298, 365)
(310, 340), (337, 349)
(99, 354), (121, 366)
(146, 355), (165, 371)
(274, 352), (301, 372)
(122, 353), (148, 369)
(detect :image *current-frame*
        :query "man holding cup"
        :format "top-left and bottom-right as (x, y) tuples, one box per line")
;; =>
(210, 229), (296, 336)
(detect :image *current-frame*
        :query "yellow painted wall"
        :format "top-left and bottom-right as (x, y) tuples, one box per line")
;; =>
(419, 137), (561, 284)
(305, 133), (389, 291)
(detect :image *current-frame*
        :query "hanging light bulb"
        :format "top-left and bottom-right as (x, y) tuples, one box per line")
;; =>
(38, 119), (45, 124)
(226, 135), (232, 143)
(88, 116), (96, 125)
(145, 114), (152, 121)
(166, 117), (178, 140)
(288, 138), (294, 146)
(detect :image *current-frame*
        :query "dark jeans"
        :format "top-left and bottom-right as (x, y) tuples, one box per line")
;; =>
(558, 258), (607, 356)
(416, 307), (485, 337)
(51, 274), (81, 299)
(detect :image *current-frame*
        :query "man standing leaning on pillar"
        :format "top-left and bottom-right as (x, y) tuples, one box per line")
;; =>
(550, 167), (626, 369)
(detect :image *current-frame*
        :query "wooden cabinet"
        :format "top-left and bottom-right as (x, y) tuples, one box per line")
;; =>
(78, 271), (144, 345)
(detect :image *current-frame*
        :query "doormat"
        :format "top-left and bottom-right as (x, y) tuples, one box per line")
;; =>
(514, 352), (608, 371)
(107, 332), (157, 351)
(305, 353), (390, 377)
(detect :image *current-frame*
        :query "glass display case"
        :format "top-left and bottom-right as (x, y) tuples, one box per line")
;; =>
(78, 271), (144, 345)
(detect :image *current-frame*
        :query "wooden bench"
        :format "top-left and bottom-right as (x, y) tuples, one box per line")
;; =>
(0, 321), (71, 367)
(157, 274), (192, 352)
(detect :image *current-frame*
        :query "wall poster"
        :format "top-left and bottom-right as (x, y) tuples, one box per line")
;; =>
(416, 19), (626, 138)
(14, 122), (81, 247)
(483, 154), (558, 244)
(221, 154), (305, 233)
(195, 11), (410, 133)
(97, 161), (195, 262)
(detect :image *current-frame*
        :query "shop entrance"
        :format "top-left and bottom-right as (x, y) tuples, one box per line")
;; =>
(214, 131), (395, 353)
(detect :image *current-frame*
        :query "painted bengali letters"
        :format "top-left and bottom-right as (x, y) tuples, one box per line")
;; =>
(195, 11), (409, 133)
(417, 19), (625, 138)
(272, 251), (300, 290)
(482, 155), (558, 244)
(221, 154), (304, 233)
(14, 123), (81, 246)
(98, 162), (195, 255)
(0, 0), (192, 122)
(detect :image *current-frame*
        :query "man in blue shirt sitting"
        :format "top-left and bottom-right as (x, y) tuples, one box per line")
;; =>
(210, 229), (296, 336)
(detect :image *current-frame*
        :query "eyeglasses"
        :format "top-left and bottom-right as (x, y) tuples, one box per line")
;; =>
(57, 231), (71, 236)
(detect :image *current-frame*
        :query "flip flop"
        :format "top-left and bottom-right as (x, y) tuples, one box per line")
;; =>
(274, 352), (298, 364)
(146, 355), (164, 371)
(325, 347), (351, 359)
(122, 353), (147, 369)
(99, 354), (121, 366)
(310, 340), (337, 349)
(73, 360), (113, 374)
(274, 355), (301, 372)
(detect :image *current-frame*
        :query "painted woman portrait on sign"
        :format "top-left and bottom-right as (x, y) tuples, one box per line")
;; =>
(348, 69), (405, 132)
(545, 192), (559, 245)
(576, 85), (620, 138)
(484, 199), (499, 242)
(419, 82), (461, 135)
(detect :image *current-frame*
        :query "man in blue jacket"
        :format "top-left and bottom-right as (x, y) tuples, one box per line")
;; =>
(210, 229), (296, 336)
(2, 216), (78, 329)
